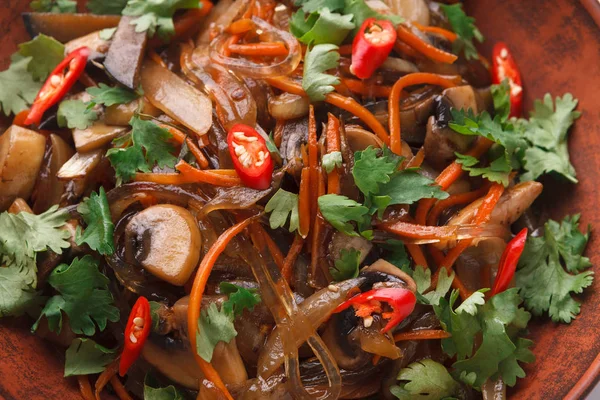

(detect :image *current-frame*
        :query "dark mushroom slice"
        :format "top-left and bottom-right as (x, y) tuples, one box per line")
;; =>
(104, 16), (148, 89)
(279, 116), (308, 179)
(328, 231), (373, 266)
(125, 205), (202, 286)
(345, 125), (384, 152)
(0, 125), (47, 211)
(57, 149), (104, 181)
(22, 13), (120, 42)
(65, 31), (111, 60)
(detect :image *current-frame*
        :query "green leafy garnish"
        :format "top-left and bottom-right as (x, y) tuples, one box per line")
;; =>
(196, 303), (238, 362)
(455, 152), (512, 187)
(330, 248), (361, 281)
(390, 359), (460, 400)
(219, 282), (261, 318)
(518, 94), (580, 183)
(99, 27), (118, 40)
(265, 189), (300, 233)
(122, 0), (201, 40)
(106, 116), (177, 183)
(352, 146), (399, 197)
(323, 151), (343, 173)
(318, 194), (370, 238)
(30, 0), (77, 13)
(413, 266), (455, 306)
(144, 374), (186, 400)
(33, 255), (120, 336)
(86, 83), (138, 109)
(64, 338), (115, 377)
(290, 8), (355, 45)
(0, 56), (42, 116)
(76, 187), (115, 256)
(17, 34), (65, 81)
(491, 79), (511, 122)
(440, 3), (484, 60)
(302, 44), (340, 102)
(87, 0), (128, 14)
(57, 100), (99, 130)
(342, 0), (402, 32)
(516, 215), (593, 323)
(379, 240), (411, 273)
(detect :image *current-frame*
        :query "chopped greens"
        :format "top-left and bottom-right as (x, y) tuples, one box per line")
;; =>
(76, 187), (115, 256)
(64, 338), (116, 377)
(30, 0), (77, 13)
(122, 0), (201, 40)
(390, 359), (460, 400)
(330, 248), (361, 281)
(0, 56), (42, 116)
(196, 303), (238, 362)
(57, 100), (99, 130)
(144, 374), (186, 400)
(323, 151), (343, 173)
(219, 282), (261, 318)
(17, 34), (65, 81)
(86, 83), (139, 109)
(318, 194), (371, 238)
(265, 189), (300, 233)
(440, 3), (484, 60)
(302, 44), (341, 102)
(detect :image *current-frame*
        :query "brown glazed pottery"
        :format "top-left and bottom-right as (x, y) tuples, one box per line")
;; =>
(0, 0), (599, 399)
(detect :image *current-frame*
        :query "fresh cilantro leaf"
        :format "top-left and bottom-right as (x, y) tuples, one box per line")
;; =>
(265, 189), (300, 233)
(30, 0), (77, 13)
(86, 83), (138, 109)
(299, 0), (345, 13)
(33, 255), (120, 336)
(76, 187), (115, 256)
(455, 152), (511, 187)
(266, 132), (281, 157)
(318, 194), (370, 238)
(379, 240), (411, 273)
(291, 8), (355, 45)
(196, 303), (237, 362)
(352, 146), (399, 197)
(17, 34), (65, 81)
(342, 0), (403, 32)
(57, 100), (99, 130)
(390, 359), (460, 400)
(149, 301), (163, 332)
(99, 27), (118, 40)
(219, 282), (261, 318)
(64, 338), (116, 377)
(302, 44), (340, 102)
(0, 265), (43, 317)
(330, 248), (361, 281)
(144, 374), (185, 400)
(0, 56), (42, 116)
(516, 215), (593, 323)
(122, 0), (200, 40)
(107, 116), (177, 183)
(415, 266), (455, 306)
(440, 3), (484, 60)
(323, 151), (343, 173)
(519, 93), (580, 183)
(87, 0), (128, 14)
(375, 170), (449, 210)
(491, 79), (511, 122)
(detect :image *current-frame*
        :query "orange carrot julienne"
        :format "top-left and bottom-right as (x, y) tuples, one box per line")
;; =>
(228, 42), (288, 56)
(188, 217), (258, 400)
(310, 168), (326, 279)
(160, 123), (209, 169)
(406, 244), (428, 269)
(396, 25), (458, 64)
(282, 234), (305, 283)
(298, 168), (311, 239)
(428, 245), (445, 266)
(340, 79), (392, 98)
(148, 48), (167, 69)
(261, 226), (285, 271)
(176, 161), (242, 186)
(226, 18), (254, 34)
(412, 23), (458, 42)
(110, 376), (133, 400)
(394, 329), (451, 342)
(77, 376), (95, 400)
(426, 184), (491, 226)
(394, 40), (423, 59)
(406, 147), (425, 169)
(389, 73), (461, 155)
(308, 106), (319, 231)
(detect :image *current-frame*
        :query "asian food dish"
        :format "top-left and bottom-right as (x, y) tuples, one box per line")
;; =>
(0, 0), (593, 399)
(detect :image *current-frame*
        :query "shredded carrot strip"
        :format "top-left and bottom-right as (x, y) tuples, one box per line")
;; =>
(258, 224), (285, 271)
(308, 106), (319, 232)
(406, 244), (428, 269)
(282, 234), (304, 283)
(396, 25), (458, 64)
(150, 2), (213, 47)
(412, 22), (458, 42)
(389, 73), (461, 155)
(298, 168), (311, 238)
(160, 123), (209, 169)
(176, 161), (242, 186)
(310, 168), (327, 280)
(228, 42), (288, 56)
(427, 184), (491, 226)
(393, 40), (422, 59)
(415, 138), (494, 225)
(339, 79), (392, 98)
(265, 76), (389, 145)
(148, 48), (168, 69)
(325, 113), (341, 195)
(406, 147), (425, 169)
(428, 245), (445, 266)
(394, 329), (451, 341)
(188, 217), (258, 400)
(77, 376), (95, 400)
(226, 18), (254, 34)
(110, 376), (133, 400)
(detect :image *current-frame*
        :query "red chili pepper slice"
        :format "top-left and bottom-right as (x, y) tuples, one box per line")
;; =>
(24, 46), (90, 126)
(350, 18), (397, 80)
(226, 123), (274, 190)
(491, 228), (528, 296)
(491, 42), (523, 118)
(119, 296), (151, 377)
(333, 287), (416, 333)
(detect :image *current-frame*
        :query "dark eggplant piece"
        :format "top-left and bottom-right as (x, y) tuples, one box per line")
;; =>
(104, 16), (148, 89)
(22, 13), (120, 42)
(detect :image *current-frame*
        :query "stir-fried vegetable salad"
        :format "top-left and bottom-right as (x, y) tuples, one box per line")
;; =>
(0, 0), (593, 399)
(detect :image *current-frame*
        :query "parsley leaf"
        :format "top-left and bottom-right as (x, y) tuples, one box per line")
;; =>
(375, 170), (449, 211)
(122, 0), (201, 40)
(76, 187), (115, 256)
(516, 215), (593, 323)
(265, 189), (300, 233)
(219, 282), (261, 318)
(323, 151), (343, 173)
(379, 240), (411, 273)
(30, 0), (77, 13)
(352, 146), (399, 197)
(491, 79), (511, 122)
(440, 3), (484, 60)
(390, 359), (460, 400)
(302, 44), (341, 102)
(87, 0), (128, 14)
(99, 27), (118, 40)
(196, 303), (238, 362)
(33, 255), (120, 336)
(0, 56), (42, 116)
(455, 152), (512, 187)
(64, 338), (116, 377)
(342, 0), (403, 32)
(107, 116), (177, 183)
(0, 266), (43, 318)
(291, 8), (355, 45)
(414, 266), (455, 306)
(300, 0), (345, 13)
(144, 374), (185, 400)
(86, 83), (138, 109)
(318, 194), (370, 238)
(57, 100), (99, 130)
(17, 34), (65, 81)
(518, 93), (580, 183)
(330, 248), (361, 281)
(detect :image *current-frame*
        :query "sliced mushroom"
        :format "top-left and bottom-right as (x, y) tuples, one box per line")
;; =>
(279, 116), (308, 179)
(0, 125), (47, 211)
(104, 98), (161, 126)
(104, 16), (147, 89)
(345, 125), (384, 152)
(125, 205), (202, 286)
(385, 0), (430, 25)
(442, 85), (485, 114)
(73, 123), (127, 153)
(22, 12), (120, 42)
(57, 149), (103, 180)
(65, 30), (110, 60)
(363, 259), (417, 293)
